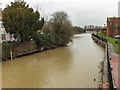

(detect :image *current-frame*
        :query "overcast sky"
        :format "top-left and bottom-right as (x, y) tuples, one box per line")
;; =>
(0, 0), (119, 27)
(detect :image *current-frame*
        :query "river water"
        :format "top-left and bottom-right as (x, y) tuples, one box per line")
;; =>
(2, 33), (104, 88)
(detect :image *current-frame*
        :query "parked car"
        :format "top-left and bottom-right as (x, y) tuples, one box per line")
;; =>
(114, 35), (120, 39)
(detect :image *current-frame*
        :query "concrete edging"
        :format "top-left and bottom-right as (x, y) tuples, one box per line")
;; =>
(91, 33), (119, 89)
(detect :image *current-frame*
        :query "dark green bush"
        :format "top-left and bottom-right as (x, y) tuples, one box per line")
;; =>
(35, 33), (56, 50)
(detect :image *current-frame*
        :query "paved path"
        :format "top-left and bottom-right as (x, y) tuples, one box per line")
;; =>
(108, 43), (120, 88)
(111, 56), (120, 88)
(108, 44), (118, 56)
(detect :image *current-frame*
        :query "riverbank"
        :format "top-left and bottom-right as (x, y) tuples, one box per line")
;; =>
(91, 33), (120, 89)
(2, 33), (104, 88)
(97, 32), (120, 54)
(2, 40), (57, 61)
(2, 32), (86, 61)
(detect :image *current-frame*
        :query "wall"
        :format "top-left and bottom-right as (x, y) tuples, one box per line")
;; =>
(91, 33), (116, 89)
(91, 34), (106, 47)
(12, 41), (38, 58)
(107, 17), (120, 37)
(2, 41), (39, 61)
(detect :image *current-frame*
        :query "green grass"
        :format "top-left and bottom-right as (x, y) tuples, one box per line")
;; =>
(97, 32), (120, 54)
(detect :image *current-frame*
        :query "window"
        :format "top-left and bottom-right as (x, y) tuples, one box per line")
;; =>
(2, 34), (6, 40)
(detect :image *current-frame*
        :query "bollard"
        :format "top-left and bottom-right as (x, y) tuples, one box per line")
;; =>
(10, 49), (13, 60)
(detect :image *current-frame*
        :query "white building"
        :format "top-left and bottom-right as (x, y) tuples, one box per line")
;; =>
(0, 4), (15, 43)
(0, 21), (15, 43)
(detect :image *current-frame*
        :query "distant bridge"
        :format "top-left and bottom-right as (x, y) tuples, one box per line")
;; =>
(84, 28), (101, 31)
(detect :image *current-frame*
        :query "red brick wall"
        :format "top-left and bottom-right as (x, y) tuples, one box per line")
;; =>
(107, 17), (120, 36)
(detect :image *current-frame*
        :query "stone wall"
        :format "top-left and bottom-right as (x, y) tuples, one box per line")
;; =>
(2, 41), (39, 61)
(91, 33), (106, 47)
(91, 33), (117, 89)
(12, 41), (38, 58)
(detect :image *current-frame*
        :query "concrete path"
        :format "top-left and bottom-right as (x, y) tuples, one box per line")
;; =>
(108, 43), (120, 88)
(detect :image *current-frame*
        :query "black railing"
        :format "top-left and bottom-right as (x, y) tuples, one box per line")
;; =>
(106, 44), (116, 90)
(91, 33), (116, 89)
(91, 33), (107, 43)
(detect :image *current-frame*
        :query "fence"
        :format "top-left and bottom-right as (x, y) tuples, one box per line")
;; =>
(91, 33), (116, 89)
(106, 43), (116, 89)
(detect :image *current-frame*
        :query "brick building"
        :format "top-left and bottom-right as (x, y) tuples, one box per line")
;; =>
(101, 26), (107, 34)
(107, 17), (120, 37)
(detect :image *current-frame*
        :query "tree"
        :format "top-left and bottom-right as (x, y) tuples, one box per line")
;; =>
(34, 17), (45, 30)
(2, 2), (44, 42)
(47, 11), (72, 46)
(90, 25), (92, 28)
(84, 25), (87, 29)
(35, 33), (56, 49)
(92, 25), (94, 28)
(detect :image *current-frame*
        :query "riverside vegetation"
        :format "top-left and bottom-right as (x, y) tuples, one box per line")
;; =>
(97, 32), (120, 54)
(2, 1), (75, 60)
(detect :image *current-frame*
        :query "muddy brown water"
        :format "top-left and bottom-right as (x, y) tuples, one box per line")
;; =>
(1, 33), (104, 88)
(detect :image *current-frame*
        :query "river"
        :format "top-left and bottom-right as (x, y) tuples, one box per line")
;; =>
(1, 33), (105, 88)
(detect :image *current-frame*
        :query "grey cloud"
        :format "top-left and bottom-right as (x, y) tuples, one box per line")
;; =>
(0, 0), (119, 27)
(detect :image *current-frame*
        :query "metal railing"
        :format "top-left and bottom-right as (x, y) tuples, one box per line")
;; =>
(91, 33), (107, 43)
(106, 44), (116, 89)
(91, 33), (116, 89)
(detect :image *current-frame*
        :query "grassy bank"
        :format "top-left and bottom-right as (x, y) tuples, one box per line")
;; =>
(97, 32), (120, 54)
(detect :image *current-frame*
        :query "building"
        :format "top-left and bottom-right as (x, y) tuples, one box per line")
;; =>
(37, 24), (45, 34)
(14, 0), (24, 2)
(0, 4), (15, 43)
(107, 17), (120, 37)
(101, 26), (107, 34)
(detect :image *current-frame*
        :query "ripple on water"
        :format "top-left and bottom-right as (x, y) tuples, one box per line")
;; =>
(2, 33), (104, 88)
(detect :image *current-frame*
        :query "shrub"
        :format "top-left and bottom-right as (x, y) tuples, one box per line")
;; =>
(35, 33), (56, 50)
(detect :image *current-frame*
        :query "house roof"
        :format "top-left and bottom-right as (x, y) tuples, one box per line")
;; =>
(107, 17), (120, 19)
(107, 17), (120, 22)
(37, 30), (42, 33)
(107, 17), (120, 27)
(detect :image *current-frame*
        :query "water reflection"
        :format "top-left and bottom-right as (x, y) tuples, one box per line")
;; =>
(2, 47), (73, 88)
(2, 33), (104, 88)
